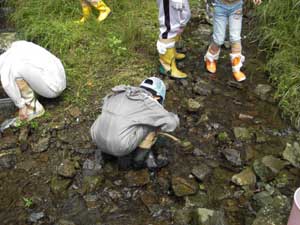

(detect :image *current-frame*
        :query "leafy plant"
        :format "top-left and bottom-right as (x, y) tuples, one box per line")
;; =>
(22, 197), (33, 208)
(107, 34), (127, 57)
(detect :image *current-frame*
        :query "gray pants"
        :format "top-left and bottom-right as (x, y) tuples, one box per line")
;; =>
(157, 0), (191, 39)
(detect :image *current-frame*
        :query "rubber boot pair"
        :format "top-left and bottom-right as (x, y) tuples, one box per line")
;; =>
(16, 79), (45, 122)
(204, 50), (246, 82)
(77, 0), (111, 24)
(159, 36), (187, 79)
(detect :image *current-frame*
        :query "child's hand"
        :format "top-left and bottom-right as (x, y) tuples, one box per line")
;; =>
(252, 0), (262, 5)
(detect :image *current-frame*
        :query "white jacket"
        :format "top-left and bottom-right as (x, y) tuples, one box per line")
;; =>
(0, 41), (66, 108)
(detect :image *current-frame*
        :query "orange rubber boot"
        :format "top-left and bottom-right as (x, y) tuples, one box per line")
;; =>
(230, 53), (246, 82)
(204, 50), (219, 74)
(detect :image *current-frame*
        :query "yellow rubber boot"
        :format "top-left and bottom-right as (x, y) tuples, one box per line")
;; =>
(230, 53), (246, 82)
(76, 5), (91, 24)
(175, 34), (186, 60)
(175, 52), (186, 61)
(159, 48), (187, 79)
(93, 1), (111, 22)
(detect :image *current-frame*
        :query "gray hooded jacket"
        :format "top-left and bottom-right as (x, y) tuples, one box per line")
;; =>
(90, 85), (179, 157)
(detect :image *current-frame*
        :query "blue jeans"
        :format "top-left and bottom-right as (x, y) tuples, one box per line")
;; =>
(212, 0), (243, 46)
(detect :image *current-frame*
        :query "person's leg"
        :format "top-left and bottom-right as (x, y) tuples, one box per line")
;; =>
(76, 0), (92, 23)
(15, 79), (45, 121)
(90, 0), (111, 22)
(157, 0), (187, 79)
(204, 2), (228, 73)
(132, 131), (168, 170)
(174, 0), (191, 60)
(133, 131), (157, 168)
(229, 2), (245, 82)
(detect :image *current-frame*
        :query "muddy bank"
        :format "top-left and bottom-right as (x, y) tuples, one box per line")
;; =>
(0, 2), (300, 225)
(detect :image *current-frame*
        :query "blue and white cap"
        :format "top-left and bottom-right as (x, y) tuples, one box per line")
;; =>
(140, 77), (166, 103)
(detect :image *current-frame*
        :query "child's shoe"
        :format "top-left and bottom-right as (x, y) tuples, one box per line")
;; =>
(93, 1), (111, 22)
(75, 5), (91, 24)
(204, 50), (220, 74)
(230, 53), (246, 82)
(159, 47), (188, 79)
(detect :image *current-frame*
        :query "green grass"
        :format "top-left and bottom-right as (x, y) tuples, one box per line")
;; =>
(255, 0), (300, 128)
(7, 0), (159, 106)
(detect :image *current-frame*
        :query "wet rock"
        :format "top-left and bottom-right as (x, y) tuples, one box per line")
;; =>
(57, 219), (76, 225)
(254, 84), (273, 101)
(68, 106), (81, 118)
(185, 191), (209, 208)
(74, 148), (95, 155)
(83, 194), (98, 209)
(31, 136), (50, 153)
(125, 169), (150, 187)
(82, 159), (102, 176)
(181, 140), (194, 152)
(193, 148), (207, 157)
(217, 132), (230, 143)
(222, 148), (242, 166)
(193, 81), (212, 96)
(262, 156), (287, 172)
(172, 176), (198, 197)
(227, 81), (243, 89)
(29, 212), (44, 223)
(191, 164), (212, 181)
(108, 189), (122, 201)
(243, 146), (255, 162)
(0, 135), (17, 150)
(255, 131), (270, 143)
(187, 98), (203, 112)
(50, 176), (72, 196)
(0, 151), (17, 170)
(82, 175), (104, 194)
(157, 169), (171, 192)
(275, 170), (298, 190)
(58, 159), (77, 178)
(198, 113), (209, 123)
(231, 167), (256, 186)
(283, 142), (300, 168)
(252, 191), (273, 210)
(253, 156), (286, 181)
(140, 191), (160, 214)
(50, 121), (65, 130)
(60, 193), (103, 225)
(252, 195), (290, 225)
(233, 127), (253, 141)
(192, 208), (226, 225)
(173, 208), (193, 225)
(16, 159), (38, 172)
(179, 79), (189, 87)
